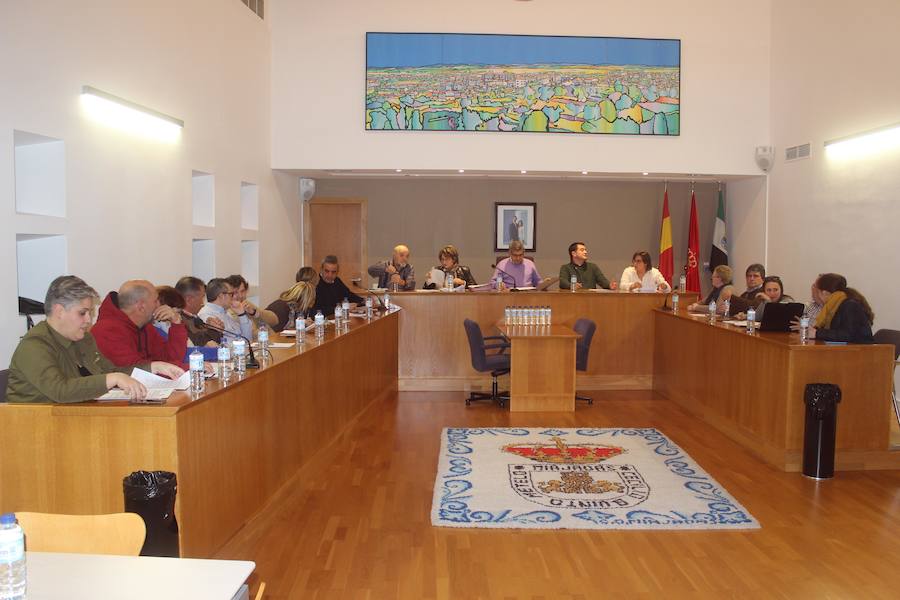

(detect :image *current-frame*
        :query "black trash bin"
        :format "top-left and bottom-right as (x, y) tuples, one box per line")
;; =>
(123, 471), (180, 557)
(802, 383), (842, 479)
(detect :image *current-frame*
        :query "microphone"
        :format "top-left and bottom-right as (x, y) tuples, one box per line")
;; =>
(490, 264), (516, 289)
(180, 309), (260, 369)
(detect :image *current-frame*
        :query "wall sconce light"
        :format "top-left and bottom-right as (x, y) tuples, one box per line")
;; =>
(824, 122), (900, 160)
(80, 85), (183, 143)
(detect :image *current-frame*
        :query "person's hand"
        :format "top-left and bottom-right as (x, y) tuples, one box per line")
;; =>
(574, 282), (583, 290)
(230, 298), (244, 312)
(205, 341), (219, 348)
(154, 305), (181, 324)
(390, 273), (402, 284)
(386, 264), (398, 275)
(203, 363), (215, 375)
(453, 278), (466, 287)
(808, 326), (817, 339)
(151, 361), (185, 379)
(657, 284), (669, 293)
(207, 316), (225, 330)
(629, 282), (641, 291)
(106, 373), (147, 399)
(425, 271), (432, 283)
(755, 292), (768, 301)
(609, 281), (618, 290)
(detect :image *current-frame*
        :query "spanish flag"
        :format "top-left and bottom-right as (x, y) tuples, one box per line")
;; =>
(659, 189), (673, 284)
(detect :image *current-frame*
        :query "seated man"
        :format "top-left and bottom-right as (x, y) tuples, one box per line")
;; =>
(92, 280), (188, 368)
(493, 240), (542, 289)
(739, 263), (766, 309)
(175, 276), (222, 346)
(368, 244), (415, 291)
(558, 242), (617, 290)
(225, 274), (278, 330)
(6, 276), (180, 403)
(312, 255), (364, 316)
(198, 278), (253, 342)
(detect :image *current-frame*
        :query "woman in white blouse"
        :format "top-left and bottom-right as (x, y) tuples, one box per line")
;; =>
(619, 251), (672, 292)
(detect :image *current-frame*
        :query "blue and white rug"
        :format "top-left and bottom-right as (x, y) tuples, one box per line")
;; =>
(431, 427), (759, 530)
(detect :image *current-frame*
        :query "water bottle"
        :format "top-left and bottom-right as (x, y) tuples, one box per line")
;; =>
(189, 348), (205, 394)
(383, 293), (391, 311)
(233, 338), (247, 374)
(365, 296), (373, 319)
(445, 272), (454, 290)
(495, 274), (503, 291)
(722, 299), (731, 319)
(547, 306), (552, 325)
(505, 306), (511, 325)
(708, 300), (717, 324)
(295, 315), (306, 345)
(570, 274), (578, 292)
(217, 342), (232, 379)
(671, 291), (679, 313)
(257, 324), (270, 357)
(314, 310), (326, 340)
(799, 316), (810, 343)
(679, 274), (686, 293)
(746, 308), (756, 334)
(341, 297), (351, 316)
(0, 513), (26, 600)
(334, 304), (343, 328)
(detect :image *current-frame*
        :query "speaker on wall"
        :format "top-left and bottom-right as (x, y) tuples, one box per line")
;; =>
(755, 146), (775, 172)
(299, 178), (316, 202)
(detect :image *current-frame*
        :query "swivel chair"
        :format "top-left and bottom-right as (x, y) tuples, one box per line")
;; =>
(573, 318), (597, 404)
(463, 319), (510, 406)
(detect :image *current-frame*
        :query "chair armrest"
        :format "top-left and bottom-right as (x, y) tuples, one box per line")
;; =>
(484, 335), (507, 341)
(483, 342), (510, 351)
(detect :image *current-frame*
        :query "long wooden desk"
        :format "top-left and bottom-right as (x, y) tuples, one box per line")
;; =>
(653, 309), (898, 471)
(390, 290), (694, 391)
(0, 311), (399, 557)
(499, 324), (579, 412)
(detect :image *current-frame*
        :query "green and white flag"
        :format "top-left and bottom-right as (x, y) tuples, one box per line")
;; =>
(709, 187), (728, 270)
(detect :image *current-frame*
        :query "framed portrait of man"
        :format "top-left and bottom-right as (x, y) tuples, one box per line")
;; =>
(495, 203), (536, 252)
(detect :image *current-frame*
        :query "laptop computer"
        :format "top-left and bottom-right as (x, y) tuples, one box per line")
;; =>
(759, 302), (804, 332)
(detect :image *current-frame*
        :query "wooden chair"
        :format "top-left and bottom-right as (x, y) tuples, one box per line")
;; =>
(16, 512), (146, 556)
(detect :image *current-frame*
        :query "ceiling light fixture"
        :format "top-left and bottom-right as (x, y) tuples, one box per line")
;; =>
(825, 122), (900, 160)
(80, 85), (182, 143)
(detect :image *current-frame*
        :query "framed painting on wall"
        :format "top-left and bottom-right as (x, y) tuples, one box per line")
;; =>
(495, 203), (536, 252)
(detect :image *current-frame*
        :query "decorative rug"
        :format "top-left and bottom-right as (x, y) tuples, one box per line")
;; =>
(431, 427), (759, 530)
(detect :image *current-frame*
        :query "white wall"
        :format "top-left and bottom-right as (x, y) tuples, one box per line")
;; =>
(0, 0), (301, 366)
(768, 0), (900, 331)
(270, 0), (772, 176)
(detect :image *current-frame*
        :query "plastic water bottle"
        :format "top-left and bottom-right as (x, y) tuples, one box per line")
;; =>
(383, 292), (391, 311)
(570, 274), (578, 292)
(495, 274), (503, 291)
(257, 324), (270, 357)
(0, 513), (26, 600)
(722, 299), (731, 319)
(334, 304), (343, 328)
(365, 296), (373, 319)
(341, 297), (350, 316)
(504, 306), (511, 325)
(314, 310), (326, 340)
(232, 338), (247, 374)
(679, 274), (686, 293)
(295, 315), (306, 345)
(672, 291), (680, 313)
(189, 348), (205, 394)
(445, 272), (454, 290)
(799, 316), (810, 343)
(708, 300), (717, 324)
(746, 307), (756, 334)
(547, 306), (552, 325)
(217, 343), (231, 379)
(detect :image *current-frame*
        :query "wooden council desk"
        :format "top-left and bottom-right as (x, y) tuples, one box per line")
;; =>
(498, 323), (580, 412)
(0, 311), (399, 557)
(653, 309), (898, 471)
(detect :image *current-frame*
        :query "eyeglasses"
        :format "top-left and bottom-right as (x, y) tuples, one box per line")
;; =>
(221, 291), (235, 297)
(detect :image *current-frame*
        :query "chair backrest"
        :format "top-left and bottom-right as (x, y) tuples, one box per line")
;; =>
(16, 512), (146, 556)
(0, 369), (8, 403)
(873, 329), (900, 360)
(463, 319), (489, 372)
(573, 319), (597, 372)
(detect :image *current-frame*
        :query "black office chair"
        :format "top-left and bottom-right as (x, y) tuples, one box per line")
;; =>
(873, 329), (900, 427)
(0, 369), (9, 403)
(463, 319), (510, 407)
(573, 318), (597, 404)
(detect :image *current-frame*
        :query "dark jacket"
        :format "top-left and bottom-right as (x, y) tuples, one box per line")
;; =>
(92, 292), (189, 367)
(312, 276), (364, 315)
(739, 286), (765, 309)
(423, 265), (477, 289)
(559, 262), (610, 290)
(817, 299), (873, 344)
(702, 285), (724, 306)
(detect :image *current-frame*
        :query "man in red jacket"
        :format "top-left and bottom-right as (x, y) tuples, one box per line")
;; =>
(92, 280), (188, 369)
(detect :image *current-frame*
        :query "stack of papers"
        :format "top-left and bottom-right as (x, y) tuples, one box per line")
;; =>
(97, 367), (189, 402)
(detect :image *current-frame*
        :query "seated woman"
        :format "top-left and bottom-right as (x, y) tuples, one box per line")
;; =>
(265, 270), (319, 332)
(619, 251), (671, 292)
(753, 276), (794, 321)
(6, 276), (172, 403)
(424, 245), (477, 289)
(687, 265), (732, 312)
(799, 273), (874, 343)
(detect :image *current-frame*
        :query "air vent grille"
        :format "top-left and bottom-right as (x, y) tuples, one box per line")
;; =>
(241, 0), (264, 19)
(785, 143), (811, 162)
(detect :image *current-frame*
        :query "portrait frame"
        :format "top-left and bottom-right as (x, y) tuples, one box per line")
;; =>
(495, 203), (536, 252)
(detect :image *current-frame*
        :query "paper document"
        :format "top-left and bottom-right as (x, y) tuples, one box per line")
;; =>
(97, 388), (173, 402)
(512, 286), (537, 291)
(131, 367), (190, 390)
(428, 268), (446, 287)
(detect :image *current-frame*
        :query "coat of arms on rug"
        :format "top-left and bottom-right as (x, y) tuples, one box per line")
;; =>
(503, 436), (650, 510)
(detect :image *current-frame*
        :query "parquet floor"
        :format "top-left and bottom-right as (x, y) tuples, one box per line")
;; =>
(216, 391), (900, 599)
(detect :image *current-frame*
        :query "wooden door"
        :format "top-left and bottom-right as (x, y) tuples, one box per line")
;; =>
(304, 197), (367, 282)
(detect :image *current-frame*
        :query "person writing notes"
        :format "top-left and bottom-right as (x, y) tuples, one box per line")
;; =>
(424, 245), (477, 289)
(619, 251), (671, 292)
(793, 273), (874, 343)
(559, 242), (616, 290)
(6, 276), (166, 403)
(368, 244), (415, 291)
(492, 240), (542, 289)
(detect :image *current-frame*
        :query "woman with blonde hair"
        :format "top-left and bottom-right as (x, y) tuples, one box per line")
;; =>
(265, 271), (319, 332)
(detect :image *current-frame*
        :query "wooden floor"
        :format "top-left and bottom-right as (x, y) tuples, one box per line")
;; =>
(216, 391), (900, 599)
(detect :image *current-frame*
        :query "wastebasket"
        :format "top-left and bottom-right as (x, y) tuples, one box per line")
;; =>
(802, 383), (842, 479)
(123, 471), (180, 557)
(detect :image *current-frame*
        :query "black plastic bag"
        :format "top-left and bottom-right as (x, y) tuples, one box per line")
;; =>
(123, 470), (180, 557)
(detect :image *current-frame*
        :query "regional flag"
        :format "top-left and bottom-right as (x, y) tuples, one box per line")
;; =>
(686, 192), (701, 293)
(659, 190), (673, 283)
(709, 187), (728, 270)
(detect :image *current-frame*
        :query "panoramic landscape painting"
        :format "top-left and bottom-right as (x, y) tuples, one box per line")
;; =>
(366, 33), (681, 135)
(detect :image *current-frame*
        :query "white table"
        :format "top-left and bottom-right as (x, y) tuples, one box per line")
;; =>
(24, 552), (255, 600)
